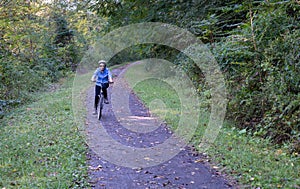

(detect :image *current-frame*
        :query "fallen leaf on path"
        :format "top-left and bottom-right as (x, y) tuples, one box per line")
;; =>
(144, 157), (153, 161)
(163, 181), (171, 186)
(89, 165), (102, 171)
(135, 168), (143, 173)
(154, 175), (165, 179)
(194, 159), (203, 163)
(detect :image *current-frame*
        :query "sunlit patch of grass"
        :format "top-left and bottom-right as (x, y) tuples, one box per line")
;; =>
(133, 78), (181, 130)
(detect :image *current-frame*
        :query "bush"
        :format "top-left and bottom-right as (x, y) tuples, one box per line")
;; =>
(212, 1), (300, 148)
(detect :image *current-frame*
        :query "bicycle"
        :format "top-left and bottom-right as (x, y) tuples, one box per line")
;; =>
(95, 82), (113, 120)
(97, 85), (104, 120)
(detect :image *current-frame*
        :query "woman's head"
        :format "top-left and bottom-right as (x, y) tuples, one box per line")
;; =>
(98, 60), (106, 71)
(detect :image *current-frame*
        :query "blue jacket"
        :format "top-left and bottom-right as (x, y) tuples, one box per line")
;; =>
(93, 68), (112, 86)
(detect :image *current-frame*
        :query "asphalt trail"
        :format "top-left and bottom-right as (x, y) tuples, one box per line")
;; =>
(86, 65), (233, 189)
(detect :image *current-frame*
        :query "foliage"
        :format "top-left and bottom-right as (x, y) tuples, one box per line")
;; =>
(0, 0), (100, 115)
(0, 0), (48, 114)
(90, 0), (300, 148)
(212, 1), (300, 145)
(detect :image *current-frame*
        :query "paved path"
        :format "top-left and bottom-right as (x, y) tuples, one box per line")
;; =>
(85, 65), (233, 189)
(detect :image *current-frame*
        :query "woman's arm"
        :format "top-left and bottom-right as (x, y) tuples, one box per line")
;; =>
(91, 75), (96, 82)
(91, 69), (98, 82)
(108, 69), (113, 83)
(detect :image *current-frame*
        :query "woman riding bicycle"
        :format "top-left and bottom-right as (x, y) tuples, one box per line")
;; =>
(91, 60), (113, 115)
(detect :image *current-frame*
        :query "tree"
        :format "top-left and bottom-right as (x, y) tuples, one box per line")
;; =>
(0, 0), (101, 114)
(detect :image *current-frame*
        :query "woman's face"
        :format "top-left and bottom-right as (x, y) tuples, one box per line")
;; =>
(99, 63), (105, 71)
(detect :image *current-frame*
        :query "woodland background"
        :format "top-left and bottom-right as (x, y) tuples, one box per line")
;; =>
(1, 0), (299, 151)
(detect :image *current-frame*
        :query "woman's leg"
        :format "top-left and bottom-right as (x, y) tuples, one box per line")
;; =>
(94, 85), (101, 109)
(101, 83), (109, 103)
(102, 83), (109, 100)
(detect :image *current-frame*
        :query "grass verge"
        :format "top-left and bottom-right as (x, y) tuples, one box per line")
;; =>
(0, 77), (88, 188)
(0, 61), (137, 188)
(124, 62), (300, 189)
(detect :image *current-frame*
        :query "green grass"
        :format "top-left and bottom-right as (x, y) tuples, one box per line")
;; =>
(124, 62), (300, 189)
(0, 77), (88, 188)
(0, 62), (136, 188)
(205, 127), (300, 188)
(132, 78), (181, 130)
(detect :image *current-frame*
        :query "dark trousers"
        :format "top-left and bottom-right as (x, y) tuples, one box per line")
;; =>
(94, 83), (109, 109)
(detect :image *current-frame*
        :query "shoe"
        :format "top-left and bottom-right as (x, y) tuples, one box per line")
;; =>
(104, 98), (109, 104)
(93, 109), (97, 115)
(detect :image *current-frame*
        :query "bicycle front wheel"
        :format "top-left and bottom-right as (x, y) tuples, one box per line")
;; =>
(98, 96), (104, 120)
